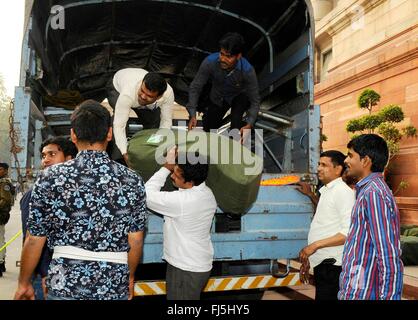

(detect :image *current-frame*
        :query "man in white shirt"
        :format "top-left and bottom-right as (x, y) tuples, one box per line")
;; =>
(108, 68), (175, 164)
(145, 148), (217, 300)
(298, 150), (355, 300)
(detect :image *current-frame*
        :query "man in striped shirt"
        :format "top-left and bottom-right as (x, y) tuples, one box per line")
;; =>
(338, 134), (403, 300)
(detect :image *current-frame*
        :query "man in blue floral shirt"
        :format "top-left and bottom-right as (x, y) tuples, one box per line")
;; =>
(14, 100), (147, 300)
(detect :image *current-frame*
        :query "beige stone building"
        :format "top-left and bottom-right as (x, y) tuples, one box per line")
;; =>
(312, 0), (418, 218)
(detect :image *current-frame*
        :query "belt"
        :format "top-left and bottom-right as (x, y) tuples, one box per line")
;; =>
(53, 246), (128, 264)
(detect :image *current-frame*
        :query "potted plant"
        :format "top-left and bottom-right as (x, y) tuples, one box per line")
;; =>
(346, 89), (417, 195)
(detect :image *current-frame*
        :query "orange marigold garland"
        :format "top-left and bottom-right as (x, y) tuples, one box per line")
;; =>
(260, 175), (300, 186)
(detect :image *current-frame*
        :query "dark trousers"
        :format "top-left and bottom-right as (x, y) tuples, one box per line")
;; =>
(202, 94), (250, 132)
(32, 274), (45, 300)
(106, 82), (161, 160)
(313, 261), (342, 300)
(166, 263), (211, 300)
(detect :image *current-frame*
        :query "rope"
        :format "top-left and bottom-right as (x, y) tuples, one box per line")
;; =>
(0, 230), (22, 253)
(8, 99), (25, 195)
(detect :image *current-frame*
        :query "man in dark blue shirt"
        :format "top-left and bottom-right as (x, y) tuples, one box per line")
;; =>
(15, 100), (147, 300)
(20, 136), (77, 299)
(187, 32), (260, 142)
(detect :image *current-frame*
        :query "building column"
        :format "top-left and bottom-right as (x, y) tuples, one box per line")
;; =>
(311, 0), (334, 23)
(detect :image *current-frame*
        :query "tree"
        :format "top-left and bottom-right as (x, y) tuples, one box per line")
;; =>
(0, 74), (11, 164)
(357, 88), (381, 117)
(346, 88), (417, 194)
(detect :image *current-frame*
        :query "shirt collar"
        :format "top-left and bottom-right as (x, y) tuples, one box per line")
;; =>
(319, 177), (342, 194)
(179, 181), (207, 191)
(355, 172), (383, 192)
(76, 150), (110, 160)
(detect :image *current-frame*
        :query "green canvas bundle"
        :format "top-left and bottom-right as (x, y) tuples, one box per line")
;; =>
(127, 128), (263, 215)
(400, 235), (418, 265)
(400, 225), (418, 265)
(400, 225), (418, 237)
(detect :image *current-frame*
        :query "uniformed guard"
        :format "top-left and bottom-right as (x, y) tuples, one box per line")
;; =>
(0, 163), (14, 277)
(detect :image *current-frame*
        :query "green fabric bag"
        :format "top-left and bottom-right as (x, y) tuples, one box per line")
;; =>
(400, 225), (418, 237)
(128, 128), (263, 215)
(400, 235), (418, 266)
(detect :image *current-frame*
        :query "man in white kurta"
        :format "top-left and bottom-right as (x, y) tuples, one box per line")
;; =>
(145, 149), (217, 300)
(298, 150), (355, 300)
(108, 68), (174, 164)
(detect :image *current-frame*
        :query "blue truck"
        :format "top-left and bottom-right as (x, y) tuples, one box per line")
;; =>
(12, 0), (320, 297)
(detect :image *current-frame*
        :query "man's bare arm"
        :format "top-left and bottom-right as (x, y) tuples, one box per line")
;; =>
(299, 233), (346, 264)
(295, 182), (319, 210)
(14, 235), (46, 300)
(127, 231), (144, 300)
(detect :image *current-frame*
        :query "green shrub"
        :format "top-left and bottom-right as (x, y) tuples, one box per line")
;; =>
(361, 114), (384, 131)
(377, 123), (402, 143)
(345, 89), (418, 195)
(357, 89), (381, 111)
(403, 125), (418, 138)
(346, 118), (364, 133)
(379, 105), (404, 123)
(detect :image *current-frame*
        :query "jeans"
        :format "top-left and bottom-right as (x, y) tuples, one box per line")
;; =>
(32, 274), (45, 300)
(47, 295), (76, 301)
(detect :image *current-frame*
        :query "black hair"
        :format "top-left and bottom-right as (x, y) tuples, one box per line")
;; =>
(71, 100), (111, 144)
(342, 168), (358, 186)
(176, 153), (209, 186)
(143, 72), (167, 96)
(40, 136), (78, 158)
(347, 134), (389, 172)
(320, 150), (346, 176)
(219, 32), (245, 55)
(0, 163), (9, 170)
